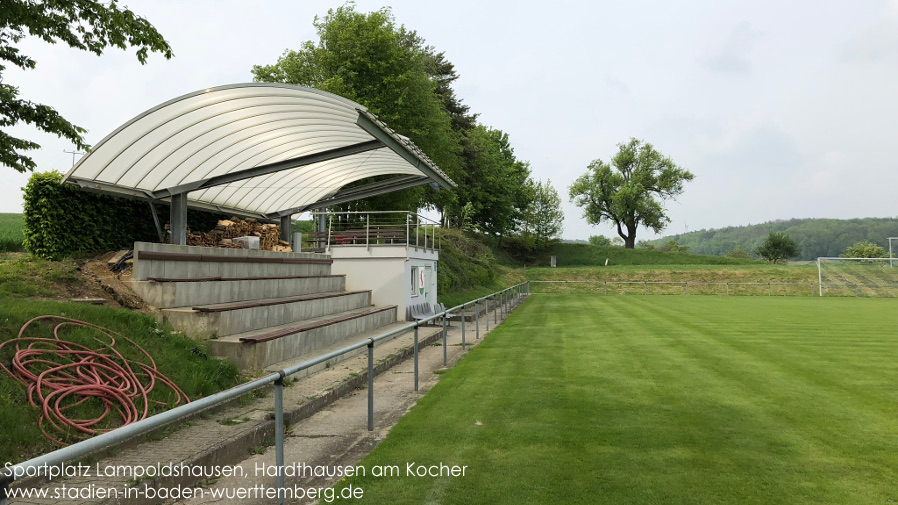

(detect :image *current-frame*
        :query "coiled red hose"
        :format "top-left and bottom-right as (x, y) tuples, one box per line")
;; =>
(0, 316), (190, 446)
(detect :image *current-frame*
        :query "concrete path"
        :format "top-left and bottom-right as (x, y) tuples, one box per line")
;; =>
(172, 311), (490, 505)
(8, 297), (521, 505)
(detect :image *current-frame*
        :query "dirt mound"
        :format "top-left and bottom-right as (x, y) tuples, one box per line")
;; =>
(78, 251), (149, 311)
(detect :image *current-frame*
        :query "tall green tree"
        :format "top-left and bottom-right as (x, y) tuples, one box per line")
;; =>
(251, 4), (461, 212)
(1, 0), (173, 173)
(522, 179), (564, 248)
(569, 138), (694, 248)
(450, 125), (531, 237)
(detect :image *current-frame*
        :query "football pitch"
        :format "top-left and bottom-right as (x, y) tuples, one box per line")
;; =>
(338, 295), (898, 504)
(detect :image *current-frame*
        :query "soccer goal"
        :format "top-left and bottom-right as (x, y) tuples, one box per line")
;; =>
(817, 257), (898, 297)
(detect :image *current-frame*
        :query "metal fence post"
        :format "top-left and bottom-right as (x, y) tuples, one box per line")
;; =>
(367, 341), (374, 431)
(274, 374), (286, 505)
(494, 296), (498, 325)
(768, 283), (771, 296)
(685, 282), (688, 295)
(442, 316), (448, 366)
(461, 303), (466, 350)
(604, 281), (607, 295)
(726, 283), (729, 296)
(413, 325), (419, 392)
(644, 281), (647, 295)
(476, 299), (481, 339)
(486, 297), (490, 331)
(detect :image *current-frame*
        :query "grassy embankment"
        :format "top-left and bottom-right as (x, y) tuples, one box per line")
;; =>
(0, 254), (241, 463)
(523, 243), (818, 296)
(438, 236), (816, 302)
(538, 242), (757, 267)
(436, 229), (525, 307)
(336, 295), (898, 505)
(0, 213), (25, 252)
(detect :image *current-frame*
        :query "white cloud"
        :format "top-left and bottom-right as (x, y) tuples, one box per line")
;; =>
(702, 22), (759, 75)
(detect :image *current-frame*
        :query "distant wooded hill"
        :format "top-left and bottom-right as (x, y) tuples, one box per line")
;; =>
(648, 217), (898, 261)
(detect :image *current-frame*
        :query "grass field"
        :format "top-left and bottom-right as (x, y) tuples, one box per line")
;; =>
(338, 295), (898, 504)
(0, 213), (25, 252)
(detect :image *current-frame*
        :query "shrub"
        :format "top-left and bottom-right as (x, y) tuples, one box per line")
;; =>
(756, 232), (798, 264)
(840, 241), (886, 258)
(658, 240), (689, 253)
(725, 248), (754, 260)
(23, 171), (223, 260)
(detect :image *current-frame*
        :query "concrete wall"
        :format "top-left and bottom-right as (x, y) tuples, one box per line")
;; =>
(329, 245), (439, 320)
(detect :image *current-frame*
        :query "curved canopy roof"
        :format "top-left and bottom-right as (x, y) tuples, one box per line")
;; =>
(63, 83), (454, 218)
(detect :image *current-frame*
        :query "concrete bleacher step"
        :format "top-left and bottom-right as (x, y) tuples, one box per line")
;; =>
(130, 274), (347, 308)
(161, 290), (372, 338)
(208, 305), (399, 371)
(134, 246), (334, 281)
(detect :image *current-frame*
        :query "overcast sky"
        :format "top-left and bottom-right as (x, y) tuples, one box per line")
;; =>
(2, 0), (897, 241)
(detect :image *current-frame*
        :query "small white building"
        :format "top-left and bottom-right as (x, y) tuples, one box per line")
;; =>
(329, 244), (438, 320)
(311, 211), (442, 321)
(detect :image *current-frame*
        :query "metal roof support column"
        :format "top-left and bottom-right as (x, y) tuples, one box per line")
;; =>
(170, 193), (188, 246)
(280, 215), (292, 244)
(318, 214), (327, 233)
(148, 202), (164, 242)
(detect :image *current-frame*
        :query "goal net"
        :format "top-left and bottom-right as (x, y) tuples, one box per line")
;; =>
(817, 257), (898, 297)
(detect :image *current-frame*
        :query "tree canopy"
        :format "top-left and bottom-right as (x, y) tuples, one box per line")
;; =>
(569, 138), (694, 248)
(251, 5), (461, 212)
(588, 235), (612, 247)
(449, 124), (531, 237)
(521, 179), (564, 248)
(1, 0), (173, 173)
(252, 4), (541, 245)
(648, 217), (898, 261)
(756, 232), (798, 263)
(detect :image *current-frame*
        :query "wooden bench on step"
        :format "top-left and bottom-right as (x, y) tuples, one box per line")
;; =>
(146, 274), (345, 283)
(238, 305), (397, 343)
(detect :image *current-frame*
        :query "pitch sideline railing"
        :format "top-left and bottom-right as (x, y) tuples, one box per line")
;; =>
(0, 282), (532, 505)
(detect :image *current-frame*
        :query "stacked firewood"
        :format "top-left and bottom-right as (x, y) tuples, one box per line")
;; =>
(170, 217), (292, 251)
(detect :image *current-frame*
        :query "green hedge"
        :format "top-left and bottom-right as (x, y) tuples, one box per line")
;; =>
(23, 171), (224, 260)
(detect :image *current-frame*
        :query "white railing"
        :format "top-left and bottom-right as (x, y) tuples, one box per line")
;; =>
(304, 211), (440, 253)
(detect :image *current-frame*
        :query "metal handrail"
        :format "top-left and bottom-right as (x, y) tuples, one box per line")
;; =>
(0, 282), (532, 504)
(308, 211), (440, 251)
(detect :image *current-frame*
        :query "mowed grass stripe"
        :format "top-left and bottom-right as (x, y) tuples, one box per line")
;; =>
(598, 297), (897, 503)
(337, 295), (898, 505)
